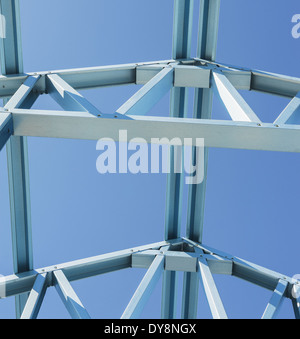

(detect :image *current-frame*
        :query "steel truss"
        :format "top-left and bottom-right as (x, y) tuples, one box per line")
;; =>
(0, 0), (300, 319)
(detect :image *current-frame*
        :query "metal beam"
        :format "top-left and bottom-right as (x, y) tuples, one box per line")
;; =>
(262, 279), (288, 319)
(181, 272), (199, 319)
(184, 238), (296, 296)
(54, 270), (91, 319)
(0, 0), (35, 319)
(197, 0), (221, 61)
(46, 73), (102, 116)
(0, 0), (23, 75)
(10, 108), (300, 153)
(251, 70), (300, 98)
(198, 255), (228, 319)
(20, 273), (48, 319)
(132, 250), (233, 274)
(0, 60), (299, 99)
(116, 67), (174, 116)
(274, 91), (300, 125)
(0, 112), (13, 151)
(0, 61), (299, 99)
(5, 75), (40, 110)
(212, 70), (261, 123)
(292, 288), (300, 319)
(176, 0), (221, 319)
(0, 240), (176, 298)
(163, 0), (194, 319)
(122, 255), (164, 319)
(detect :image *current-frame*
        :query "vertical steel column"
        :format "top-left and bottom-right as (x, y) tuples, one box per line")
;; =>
(0, 0), (33, 318)
(182, 0), (221, 319)
(162, 0), (194, 319)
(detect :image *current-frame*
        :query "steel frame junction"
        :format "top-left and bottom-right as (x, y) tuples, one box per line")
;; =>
(0, 0), (300, 319)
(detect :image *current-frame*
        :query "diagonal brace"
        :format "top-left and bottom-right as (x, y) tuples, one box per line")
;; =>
(47, 73), (102, 117)
(5, 75), (41, 110)
(122, 255), (164, 319)
(274, 91), (300, 125)
(198, 253), (228, 319)
(20, 273), (48, 319)
(262, 279), (288, 319)
(53, 270), (91, 319)
(0, 113), (13, 151)
(116, 67), (174, 116)
(212, 70), (261, 123)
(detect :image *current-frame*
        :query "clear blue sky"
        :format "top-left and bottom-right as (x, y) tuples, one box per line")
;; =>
(0, 0), (299, 319)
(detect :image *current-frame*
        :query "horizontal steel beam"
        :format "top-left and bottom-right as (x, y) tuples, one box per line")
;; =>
(132, 250), (233, 274)
(196, 58), (300, 98)
(183, 238), (297, 298)
(9, 108), (300, 153)
(251, 71), (300, 98)
(0, 61), (298, 99)
(0, 60), (175, 98)
(0, 240), (178, 298)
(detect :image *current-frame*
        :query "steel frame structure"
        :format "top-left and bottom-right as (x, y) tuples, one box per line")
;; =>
(0, 0), (300, 319)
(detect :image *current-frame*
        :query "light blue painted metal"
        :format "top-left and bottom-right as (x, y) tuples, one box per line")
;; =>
(197, 0), (221, 61)
(46, 73), (103, 117)
(1, 60), (300, 99)
(132, 249), (233, 274)
(198, 254), (228, 319)
(274, 91), (300, 125)
(53, 270), (91, 320)
(181, 272), (200, 319)
(184, 238), (296, 293)
(0, 0), (298, 320)
(0, 239), (296, 300)
(122, 255), (164, 319)
(251, 70), (300, 98)
(0, 113), (13, 151)
(11, 108), (300, 153)
(212, 70), (261, 123)
(5, 75), (40, 110)
(186, 0), (221, 243)
(20, 273), (48, 319)
(162, 0), (194, 320)
(292, 292), (300, 319)
(116, 67), (174, 116)
(262, 279), (288, 319)
(182, 0), (221, 320)
(0, 0), (34, 319)
(0, 0), (23, 75)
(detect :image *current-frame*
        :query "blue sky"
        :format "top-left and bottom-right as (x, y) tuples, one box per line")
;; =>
(0, 0), (299, 319)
